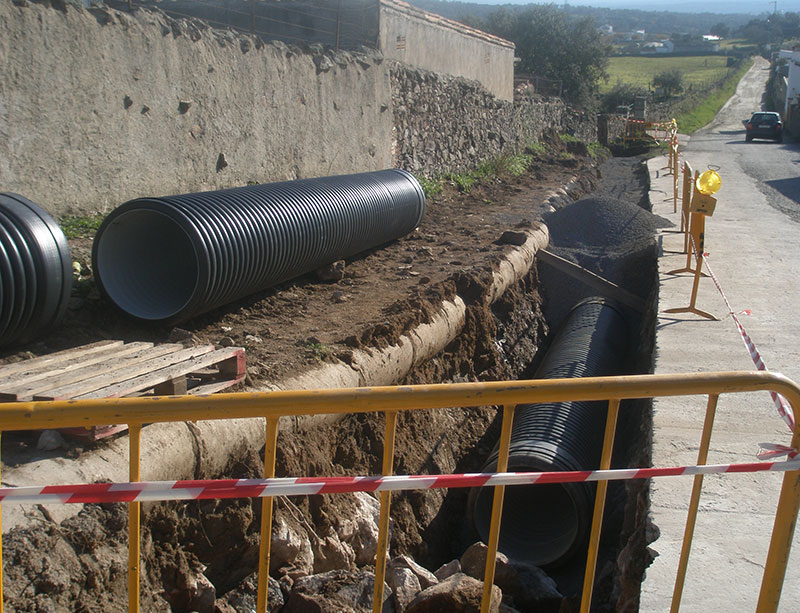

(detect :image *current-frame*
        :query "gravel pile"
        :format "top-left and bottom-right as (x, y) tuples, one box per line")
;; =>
(545, 196), (672, 248)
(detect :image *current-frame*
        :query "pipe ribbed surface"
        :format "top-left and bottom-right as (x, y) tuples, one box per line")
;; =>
(472, 297), (630, 568)
(0, 193), (72, 348)
(92, 170), (426, 322)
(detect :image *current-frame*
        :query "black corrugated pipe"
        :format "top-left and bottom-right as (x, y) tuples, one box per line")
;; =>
(0, 193), (72, 348)
(471, 297), (630, 568)
(92, 169), (426, 322)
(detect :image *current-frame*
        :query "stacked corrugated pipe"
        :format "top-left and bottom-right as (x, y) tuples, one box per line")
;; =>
(92, 169), (426, 322)
(0, 193), (72, 347)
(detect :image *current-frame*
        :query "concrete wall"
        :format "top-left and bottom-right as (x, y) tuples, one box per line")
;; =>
(379, 0), (514, 101)
(0, 1), (392, 216)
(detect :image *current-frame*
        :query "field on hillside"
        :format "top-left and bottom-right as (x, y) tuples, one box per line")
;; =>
(601, 55), (734, 93)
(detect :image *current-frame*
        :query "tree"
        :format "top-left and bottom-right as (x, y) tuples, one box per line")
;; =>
(710, 22), (730, 38)
(653, 69), (684, 99)
(480, 5), (612, 107)
(601, 82), (649, 113)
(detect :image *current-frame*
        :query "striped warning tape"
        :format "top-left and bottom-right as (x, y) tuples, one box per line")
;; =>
(2, 460), (799, 505)
(700, 251), (796, 435)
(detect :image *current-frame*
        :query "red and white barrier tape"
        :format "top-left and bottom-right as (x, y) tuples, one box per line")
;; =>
(2, 461), (799, 505)
(699, 250), (796, 433)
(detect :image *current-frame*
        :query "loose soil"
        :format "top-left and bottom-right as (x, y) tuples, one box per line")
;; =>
(0, 139), (657, 612)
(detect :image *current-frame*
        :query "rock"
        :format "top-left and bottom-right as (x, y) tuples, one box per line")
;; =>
(335, 492), (381, 566)
(168, 327), (194, 342)
(314, 54), (335, 73)
(244, 334), (263, 344)
(498, 230), (528, 246)
(389, 566), (421, 612)
(37, 430), (65, 451)
(388, 555), (437, 590)
(178, 99), (192, 114)
(434, 559), (460, 581)
(163, 569), (216, 613)
(332, 290), (347, 303)
(217, 573), (283, 612)
(316, 260), (345, 281)
(405, 573), (501, 613)
(283, 569), (393, 612)
(312, 534), (355, 573)
(216, 152), (228, 172)
(218, 336), (235, 347)
(190, 573), (216, 612)
(271, 516), (313, 574)
(460, 543), (561, 610)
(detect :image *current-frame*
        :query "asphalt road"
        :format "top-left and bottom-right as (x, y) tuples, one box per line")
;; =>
(641, 55), (800, 612)
(687, 56), (800, 223)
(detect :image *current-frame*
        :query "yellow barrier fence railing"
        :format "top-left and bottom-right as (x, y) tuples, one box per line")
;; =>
(0, 371), (798, 612)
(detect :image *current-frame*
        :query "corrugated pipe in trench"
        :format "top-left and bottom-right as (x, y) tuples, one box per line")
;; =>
(92, 169), (426, 322)
(471, 297), (630, 568)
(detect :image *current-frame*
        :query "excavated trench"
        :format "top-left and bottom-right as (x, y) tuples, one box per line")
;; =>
(1, 156), (662, 612)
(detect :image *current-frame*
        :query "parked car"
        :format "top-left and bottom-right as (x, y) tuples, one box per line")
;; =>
(745, 112), (783, 143)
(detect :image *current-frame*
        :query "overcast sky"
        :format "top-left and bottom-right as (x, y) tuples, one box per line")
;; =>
(463, 0), (795, 15)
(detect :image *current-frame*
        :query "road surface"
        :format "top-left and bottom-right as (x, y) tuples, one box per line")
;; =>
(641, 56), (800, 612)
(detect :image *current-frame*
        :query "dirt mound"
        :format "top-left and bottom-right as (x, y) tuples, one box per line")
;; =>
(546, 195), (672, 248)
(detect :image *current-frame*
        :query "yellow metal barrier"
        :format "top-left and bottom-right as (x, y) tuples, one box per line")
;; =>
(0, 371), (799, 612)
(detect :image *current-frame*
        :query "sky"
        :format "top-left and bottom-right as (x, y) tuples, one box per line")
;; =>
(460, 0), (799, 15)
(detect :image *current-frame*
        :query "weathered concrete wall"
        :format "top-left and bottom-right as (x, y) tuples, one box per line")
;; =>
(0, 1), (392, 216)
(379, 0), (514, 101)
(391, 64), (597, 175)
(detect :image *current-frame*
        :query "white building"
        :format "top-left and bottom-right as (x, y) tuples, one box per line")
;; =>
(777, 48), (800, 118)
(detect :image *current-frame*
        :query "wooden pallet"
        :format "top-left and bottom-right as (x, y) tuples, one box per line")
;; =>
(0, 340), (246, 440)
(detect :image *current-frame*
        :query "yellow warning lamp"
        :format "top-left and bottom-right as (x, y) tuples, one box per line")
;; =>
(696, 169), (721, 196)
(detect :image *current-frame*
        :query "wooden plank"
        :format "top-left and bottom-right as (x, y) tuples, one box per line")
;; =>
(537, 249), (647, 313)
(30, 344), (185, 401)
(74, 346), (231, 400)
(0, 340), (123, 379)
(0, 342), (154, 401)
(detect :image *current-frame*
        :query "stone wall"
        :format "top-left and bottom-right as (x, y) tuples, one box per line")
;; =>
(1, 0), (392, 216)
(390, 64), (597, 176)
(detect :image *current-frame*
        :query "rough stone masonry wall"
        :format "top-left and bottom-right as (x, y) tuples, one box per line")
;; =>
(0, 0), (392, 216)
(391, 63), (597, 176)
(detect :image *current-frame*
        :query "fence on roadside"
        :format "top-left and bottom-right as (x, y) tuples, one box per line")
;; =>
(0, 371), (798, 613)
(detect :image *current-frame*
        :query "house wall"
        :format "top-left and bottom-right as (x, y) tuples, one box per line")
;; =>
(378, 0), (515, 101)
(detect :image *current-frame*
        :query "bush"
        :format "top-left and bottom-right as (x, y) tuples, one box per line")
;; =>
(600, 82), (649, 113)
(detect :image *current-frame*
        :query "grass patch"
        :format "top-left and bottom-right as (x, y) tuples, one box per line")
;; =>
(60, 214), (105, 239)
(601, 55), (734, 94)
(587, 142), (609, 160)
(526, 142), (546, 156)
(674, 58), (753, 134)
(416, 175), (443, 199)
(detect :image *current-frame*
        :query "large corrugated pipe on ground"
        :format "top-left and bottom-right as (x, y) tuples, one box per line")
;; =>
(92, 169), (426, 322)
(0, 193), (72, 348)
(471, 297), (630, 568)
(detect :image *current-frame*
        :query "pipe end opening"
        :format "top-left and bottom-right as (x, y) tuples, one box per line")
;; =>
(95, 208), (199, 321)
